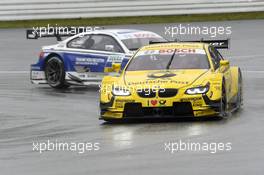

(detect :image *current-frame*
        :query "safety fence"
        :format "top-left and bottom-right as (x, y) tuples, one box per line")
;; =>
(1, 0), (264, 21)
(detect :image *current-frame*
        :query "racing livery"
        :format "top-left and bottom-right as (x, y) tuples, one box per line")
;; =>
(30, 29), (166, 88)
(100, 41), (243, 120)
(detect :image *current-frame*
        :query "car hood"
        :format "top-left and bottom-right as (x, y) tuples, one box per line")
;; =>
(124, 69), (209, 89)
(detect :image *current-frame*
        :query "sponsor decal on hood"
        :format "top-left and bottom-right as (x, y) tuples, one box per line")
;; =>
(124, 69), (208, 88)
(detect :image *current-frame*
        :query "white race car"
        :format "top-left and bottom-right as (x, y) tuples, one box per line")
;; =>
(29, 29), (166, 88)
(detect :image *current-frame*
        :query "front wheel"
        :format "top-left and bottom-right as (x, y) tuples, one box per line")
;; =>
(45, 56), (69, 89)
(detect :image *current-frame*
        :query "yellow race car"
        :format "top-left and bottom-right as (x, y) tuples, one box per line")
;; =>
(99, 40), (242, 121)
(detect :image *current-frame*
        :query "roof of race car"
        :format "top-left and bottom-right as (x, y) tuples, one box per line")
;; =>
(140, 42), (206, 51)
(101, 29), (145, 34)
(74, 29), (162, 40)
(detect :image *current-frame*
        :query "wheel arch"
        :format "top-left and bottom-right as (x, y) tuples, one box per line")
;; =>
(230, 66), (241, 97)
(44, 52), (70, 71)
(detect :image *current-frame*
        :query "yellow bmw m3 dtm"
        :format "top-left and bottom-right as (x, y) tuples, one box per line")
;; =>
(99, 40), (243, 121)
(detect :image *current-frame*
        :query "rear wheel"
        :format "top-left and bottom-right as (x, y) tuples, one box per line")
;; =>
(219, 81), (228, 117)
(45, 56), (69, 89)
(235, 69), (243, 109)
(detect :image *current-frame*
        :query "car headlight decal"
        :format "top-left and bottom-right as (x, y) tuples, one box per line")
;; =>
(185, 83), (210, 95)
(112, 87), (131, 96)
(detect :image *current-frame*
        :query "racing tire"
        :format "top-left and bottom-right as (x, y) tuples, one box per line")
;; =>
(235, 68), (243, 110)
(219, 80), (228, 117)
(45, 56), (69, 89)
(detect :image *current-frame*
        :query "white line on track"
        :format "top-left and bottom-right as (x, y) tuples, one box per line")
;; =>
(0, 70), (263, 74)
(245, 70), (264, 73)
(0, 71), (28, 74)
(228, 54), (264, 59)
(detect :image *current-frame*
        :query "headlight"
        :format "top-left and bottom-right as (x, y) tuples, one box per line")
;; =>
(185, 85), (209, 95)
(112, 87), (131, 96)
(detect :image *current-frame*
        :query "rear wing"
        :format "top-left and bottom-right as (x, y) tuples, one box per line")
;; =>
(150, 39), (229, 49)
(26, 27), (103, 41)
(186, 39), (229, 49)
(26, 28), (86, 41)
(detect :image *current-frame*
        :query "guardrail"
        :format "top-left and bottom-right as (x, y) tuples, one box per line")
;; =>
(1, 0), (264, 21)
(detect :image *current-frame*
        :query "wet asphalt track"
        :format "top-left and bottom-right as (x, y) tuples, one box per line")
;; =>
(0, 20), (264, 175)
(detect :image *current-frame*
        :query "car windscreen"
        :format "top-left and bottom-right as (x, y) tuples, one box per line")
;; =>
(126, 48), (210, 71)
(121, 37), (166, 51)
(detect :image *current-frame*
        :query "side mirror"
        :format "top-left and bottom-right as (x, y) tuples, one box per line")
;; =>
(112, 63), (121, 72)
(220, 60), (230, 72)
(105, 45), (115, 52)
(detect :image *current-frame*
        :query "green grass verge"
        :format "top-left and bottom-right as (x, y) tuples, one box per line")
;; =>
(0, 11), (264, 28)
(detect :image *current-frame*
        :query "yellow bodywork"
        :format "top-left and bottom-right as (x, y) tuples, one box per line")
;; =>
(100, 43), (240, 119)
